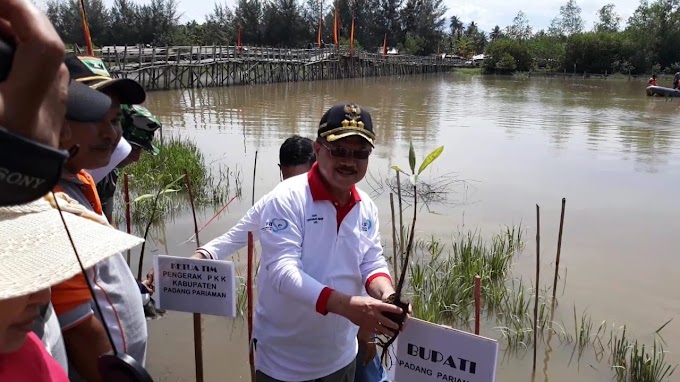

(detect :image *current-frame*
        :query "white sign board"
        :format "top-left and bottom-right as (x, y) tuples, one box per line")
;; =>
(153, 255), (237, 317)
(386, 318), (498, 382)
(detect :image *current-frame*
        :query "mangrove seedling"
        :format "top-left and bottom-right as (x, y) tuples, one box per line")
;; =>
(379, 142), (444, 364)
(134, 174), (184, 280)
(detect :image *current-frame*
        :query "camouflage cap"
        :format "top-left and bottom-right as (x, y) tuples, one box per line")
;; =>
(121, 105), (161, 155)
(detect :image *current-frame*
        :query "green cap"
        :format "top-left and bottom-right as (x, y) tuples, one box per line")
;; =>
(121, 105), (161, 155)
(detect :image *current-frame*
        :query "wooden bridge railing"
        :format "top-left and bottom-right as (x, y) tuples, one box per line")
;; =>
(78, 45), (466, 70)
(73, 44), (465, 91)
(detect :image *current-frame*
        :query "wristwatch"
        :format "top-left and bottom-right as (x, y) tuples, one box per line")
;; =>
(0, 127), (68, 207)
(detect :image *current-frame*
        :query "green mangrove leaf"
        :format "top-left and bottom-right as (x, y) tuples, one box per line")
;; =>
(418, 146), (444, 175)
(391, 165), (407, 175)
(133, 194), (155, 203)
(165, 174), (185, 190)
(408, 141), (416, 174)
(159, 188), (180, 196)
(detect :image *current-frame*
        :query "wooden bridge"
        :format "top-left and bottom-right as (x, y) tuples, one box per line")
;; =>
(90, 45), (465, 91)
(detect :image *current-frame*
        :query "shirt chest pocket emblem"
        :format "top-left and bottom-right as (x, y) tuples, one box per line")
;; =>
(306, 214), (325, 224)
(361, 218), (372, 232)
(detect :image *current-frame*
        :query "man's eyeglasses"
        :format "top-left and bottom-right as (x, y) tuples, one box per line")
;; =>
(319, 140), (372, 160)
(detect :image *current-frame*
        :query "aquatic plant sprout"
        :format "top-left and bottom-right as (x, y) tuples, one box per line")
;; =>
(378, 142), (444, 366)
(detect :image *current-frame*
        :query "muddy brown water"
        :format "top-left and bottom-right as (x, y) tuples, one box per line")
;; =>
(124, 74), (680, 381)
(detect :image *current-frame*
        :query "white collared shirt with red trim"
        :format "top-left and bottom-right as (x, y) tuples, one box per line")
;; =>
(253, 168), (392, 381)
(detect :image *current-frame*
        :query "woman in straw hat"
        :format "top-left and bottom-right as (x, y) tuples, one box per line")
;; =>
(0, 193), (144, 380)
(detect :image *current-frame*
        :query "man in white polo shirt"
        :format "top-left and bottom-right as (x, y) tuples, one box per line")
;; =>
(254, 103), (406, 382)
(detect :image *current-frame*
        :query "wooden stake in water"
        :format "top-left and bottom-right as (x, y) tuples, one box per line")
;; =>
(184, 170), (204, 382)
(247, 232), (255, 381)
(247, 152), (258, 382)
(123, 174), (132, 266)
(552, 198), (566, 303)
(474, 275), (481, 335)
(533, 204), (540, 371)
(389, 193), (398, 276)
(252, 150), (258, 206)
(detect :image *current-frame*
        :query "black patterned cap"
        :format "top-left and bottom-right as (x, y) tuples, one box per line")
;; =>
(317, 103), (375, 146)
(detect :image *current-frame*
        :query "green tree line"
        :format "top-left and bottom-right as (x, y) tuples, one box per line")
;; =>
(43, 0), (448, 54)
(43, 0), (680, 74)
(481, 0), (680, 75)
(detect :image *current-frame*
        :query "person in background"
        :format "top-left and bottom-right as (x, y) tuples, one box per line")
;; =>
(97, 104), (162, 223)
(0, 194), (143, 382)
(251, 103), (407, 381)
(50, 54), (148, 382)
(30, 56), (115, 375)
(648, 74), (657, 86)
(96, 105), (161, 314)
(673, 72), (680, 89)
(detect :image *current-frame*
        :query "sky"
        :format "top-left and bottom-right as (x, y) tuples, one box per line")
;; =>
(38, 0), (642, 33)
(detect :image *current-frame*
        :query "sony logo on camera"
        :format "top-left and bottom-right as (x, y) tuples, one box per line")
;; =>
(0, 167), (46, 189)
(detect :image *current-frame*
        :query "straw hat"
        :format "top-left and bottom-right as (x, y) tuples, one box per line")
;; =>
(0, 193), (144, 300)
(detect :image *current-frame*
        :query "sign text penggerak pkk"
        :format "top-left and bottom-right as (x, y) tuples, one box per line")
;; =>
(153, 255), (237, 317)
(162, 262), (228, 298)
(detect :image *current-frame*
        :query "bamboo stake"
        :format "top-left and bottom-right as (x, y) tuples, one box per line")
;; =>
(552, 198), (566, 306)
(247, 232), (255, 381)
(123, 174), (132, 266)
(184, 169), (204, 382)
(252, 151), (258, 206)
(533, 204), (540, 371)
(247, 151), (258, 381)
(474, 275), (481, 335)
(389, 193), (398, 277)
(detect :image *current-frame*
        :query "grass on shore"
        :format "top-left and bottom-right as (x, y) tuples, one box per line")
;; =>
(453, 67), (483, 75)
(115, 135), (243, 226)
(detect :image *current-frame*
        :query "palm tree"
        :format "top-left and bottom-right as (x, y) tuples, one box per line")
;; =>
(464, 21), (478, 38)
(490, 25), (502, 40)
(449, 15), (463, 39)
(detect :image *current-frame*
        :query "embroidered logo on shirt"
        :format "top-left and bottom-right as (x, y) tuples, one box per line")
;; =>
(306, 214), (325, 224)
(362, 218), (372, 232)
(264, 218), (289, 233)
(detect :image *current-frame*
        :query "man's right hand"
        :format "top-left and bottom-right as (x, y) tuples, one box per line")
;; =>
(327, 292), (403, 336)
(0, 0), (68, 148)
(192, 252), (208, 260)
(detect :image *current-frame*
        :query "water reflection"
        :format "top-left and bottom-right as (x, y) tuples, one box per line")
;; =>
(145, 75), (680, 175)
